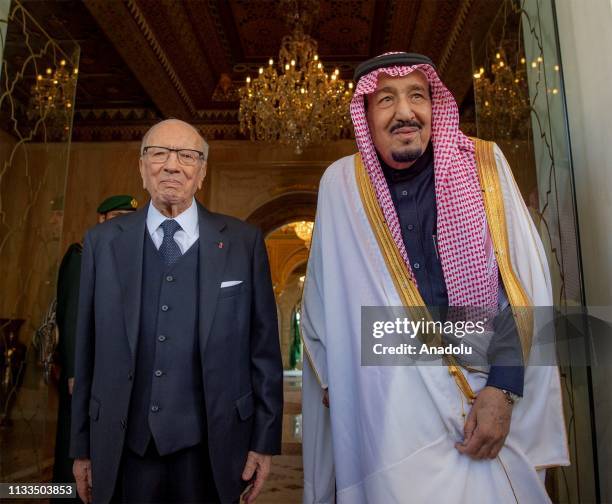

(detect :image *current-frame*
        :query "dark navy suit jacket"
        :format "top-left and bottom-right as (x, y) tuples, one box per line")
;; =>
(70, 202), (283, 503)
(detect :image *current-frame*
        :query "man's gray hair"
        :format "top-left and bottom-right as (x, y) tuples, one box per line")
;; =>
(140, 119), (209, 161)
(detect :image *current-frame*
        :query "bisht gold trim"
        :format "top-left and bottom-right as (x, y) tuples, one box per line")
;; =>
(472, 139), (533, 361)
(354, 154), (476, 402)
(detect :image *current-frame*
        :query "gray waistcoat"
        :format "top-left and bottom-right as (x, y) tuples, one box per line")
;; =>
(126, 233), (204, 456)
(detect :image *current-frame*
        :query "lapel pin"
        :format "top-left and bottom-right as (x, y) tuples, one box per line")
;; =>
(218, 241), (224, 249)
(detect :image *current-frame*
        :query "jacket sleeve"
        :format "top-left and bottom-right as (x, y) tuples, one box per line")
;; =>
(69, 232), (96, 459)
(248, 228), (284, 454)
(56, 244), (82, 378)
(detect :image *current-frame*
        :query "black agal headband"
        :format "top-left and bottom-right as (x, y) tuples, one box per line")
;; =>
(353, 52), (436, 82)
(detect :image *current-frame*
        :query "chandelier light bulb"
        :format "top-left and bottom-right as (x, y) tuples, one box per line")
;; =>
(259, 67), (263, 74)
(269, 58), (274, 65)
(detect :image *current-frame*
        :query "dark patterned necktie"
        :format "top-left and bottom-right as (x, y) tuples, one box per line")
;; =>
(159, 219), (182, 266)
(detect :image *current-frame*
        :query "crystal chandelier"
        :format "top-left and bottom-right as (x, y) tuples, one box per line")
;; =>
(292, 221), (314, 248)
(473, 49), (530, 140)
(28, 59), (78, 135)
(239, 1), (353, 154)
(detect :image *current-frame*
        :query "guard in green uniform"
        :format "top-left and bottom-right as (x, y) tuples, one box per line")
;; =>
(52, 195), (138, 499)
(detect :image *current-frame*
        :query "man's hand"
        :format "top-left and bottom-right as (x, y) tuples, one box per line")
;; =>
(455, 386), (513, 460)
(73, 458), (92, 503)
(322, 388), (329, 408)
(68, 377), (75, 395)
(241, 451), (272, 503)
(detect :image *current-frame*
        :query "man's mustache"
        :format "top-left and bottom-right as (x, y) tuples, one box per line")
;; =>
(390, 120), (422, 133)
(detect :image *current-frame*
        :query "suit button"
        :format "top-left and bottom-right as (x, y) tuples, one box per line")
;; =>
(407, 224), (414, 231)
(401, 190), (408, 196)
(166, 275), (174, 282)
(154, 370), (163, 377)
(413, 262), (421, 270)
(158, 335), (166, 342)
(151, 405), (159, 412)
(161, 305), (169, 312)
(120, 418), (127, 430)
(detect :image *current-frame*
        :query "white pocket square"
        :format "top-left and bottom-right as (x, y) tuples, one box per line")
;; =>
(221, 280), (243, 288)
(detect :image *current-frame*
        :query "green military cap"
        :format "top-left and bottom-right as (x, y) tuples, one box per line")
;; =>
(96, 194), (138, 214)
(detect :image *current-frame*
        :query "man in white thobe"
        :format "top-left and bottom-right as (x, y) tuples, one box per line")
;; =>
(301, 52), (569, 503)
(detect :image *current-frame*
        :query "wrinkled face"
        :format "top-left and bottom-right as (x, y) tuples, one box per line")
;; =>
(139, 120), (206, 208)
(366, 71), (432, 169)
(97, 209), (134, 224)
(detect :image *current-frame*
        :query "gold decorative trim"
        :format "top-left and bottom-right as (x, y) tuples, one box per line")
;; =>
(354, 154), (476, 402)
(497, 455), (520, 503)
(438, 0), (475, 75)
(301, 334), (326, 389)
(125, 0), (197, 114)
(473, 138), (533, 361)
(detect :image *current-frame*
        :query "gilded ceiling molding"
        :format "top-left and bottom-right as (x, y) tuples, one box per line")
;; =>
(75, 108), (159, 122)
(386, 0), (421, 52)
(125, 0), (197, 115)
(84, 0), (190, 118)
(75, 108), (240, 124)
(200, 0), (234, 66)
(72, 123), (241, 142)
(194, 109), (239, 122)
(437, 0), (474, 75)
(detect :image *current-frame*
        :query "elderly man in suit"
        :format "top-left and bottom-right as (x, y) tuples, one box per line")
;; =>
(70, 119), (283, 504)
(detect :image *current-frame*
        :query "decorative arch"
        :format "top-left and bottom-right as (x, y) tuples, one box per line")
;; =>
(278, 249), (309, 293)
(246, 191), (317, 237)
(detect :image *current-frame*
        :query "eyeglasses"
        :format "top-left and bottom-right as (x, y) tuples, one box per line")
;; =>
(142, 146), (204, 166)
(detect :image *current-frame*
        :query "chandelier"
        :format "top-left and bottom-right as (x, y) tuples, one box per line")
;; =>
(472, 49), (530, 140)
(28, 59), (78, 135)
(292, 221), (314, 248)
(239, 1), (353, 154)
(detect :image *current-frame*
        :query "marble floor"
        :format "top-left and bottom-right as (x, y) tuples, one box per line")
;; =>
(258, 374), (303, 503)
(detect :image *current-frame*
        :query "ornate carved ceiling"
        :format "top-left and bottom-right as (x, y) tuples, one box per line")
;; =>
(15, 0), (500, 141)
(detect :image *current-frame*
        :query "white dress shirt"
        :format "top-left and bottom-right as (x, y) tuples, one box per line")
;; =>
(146, 198), (199, 254)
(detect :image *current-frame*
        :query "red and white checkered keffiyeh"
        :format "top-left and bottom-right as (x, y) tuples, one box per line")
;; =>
(351, 62), (498, 307)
